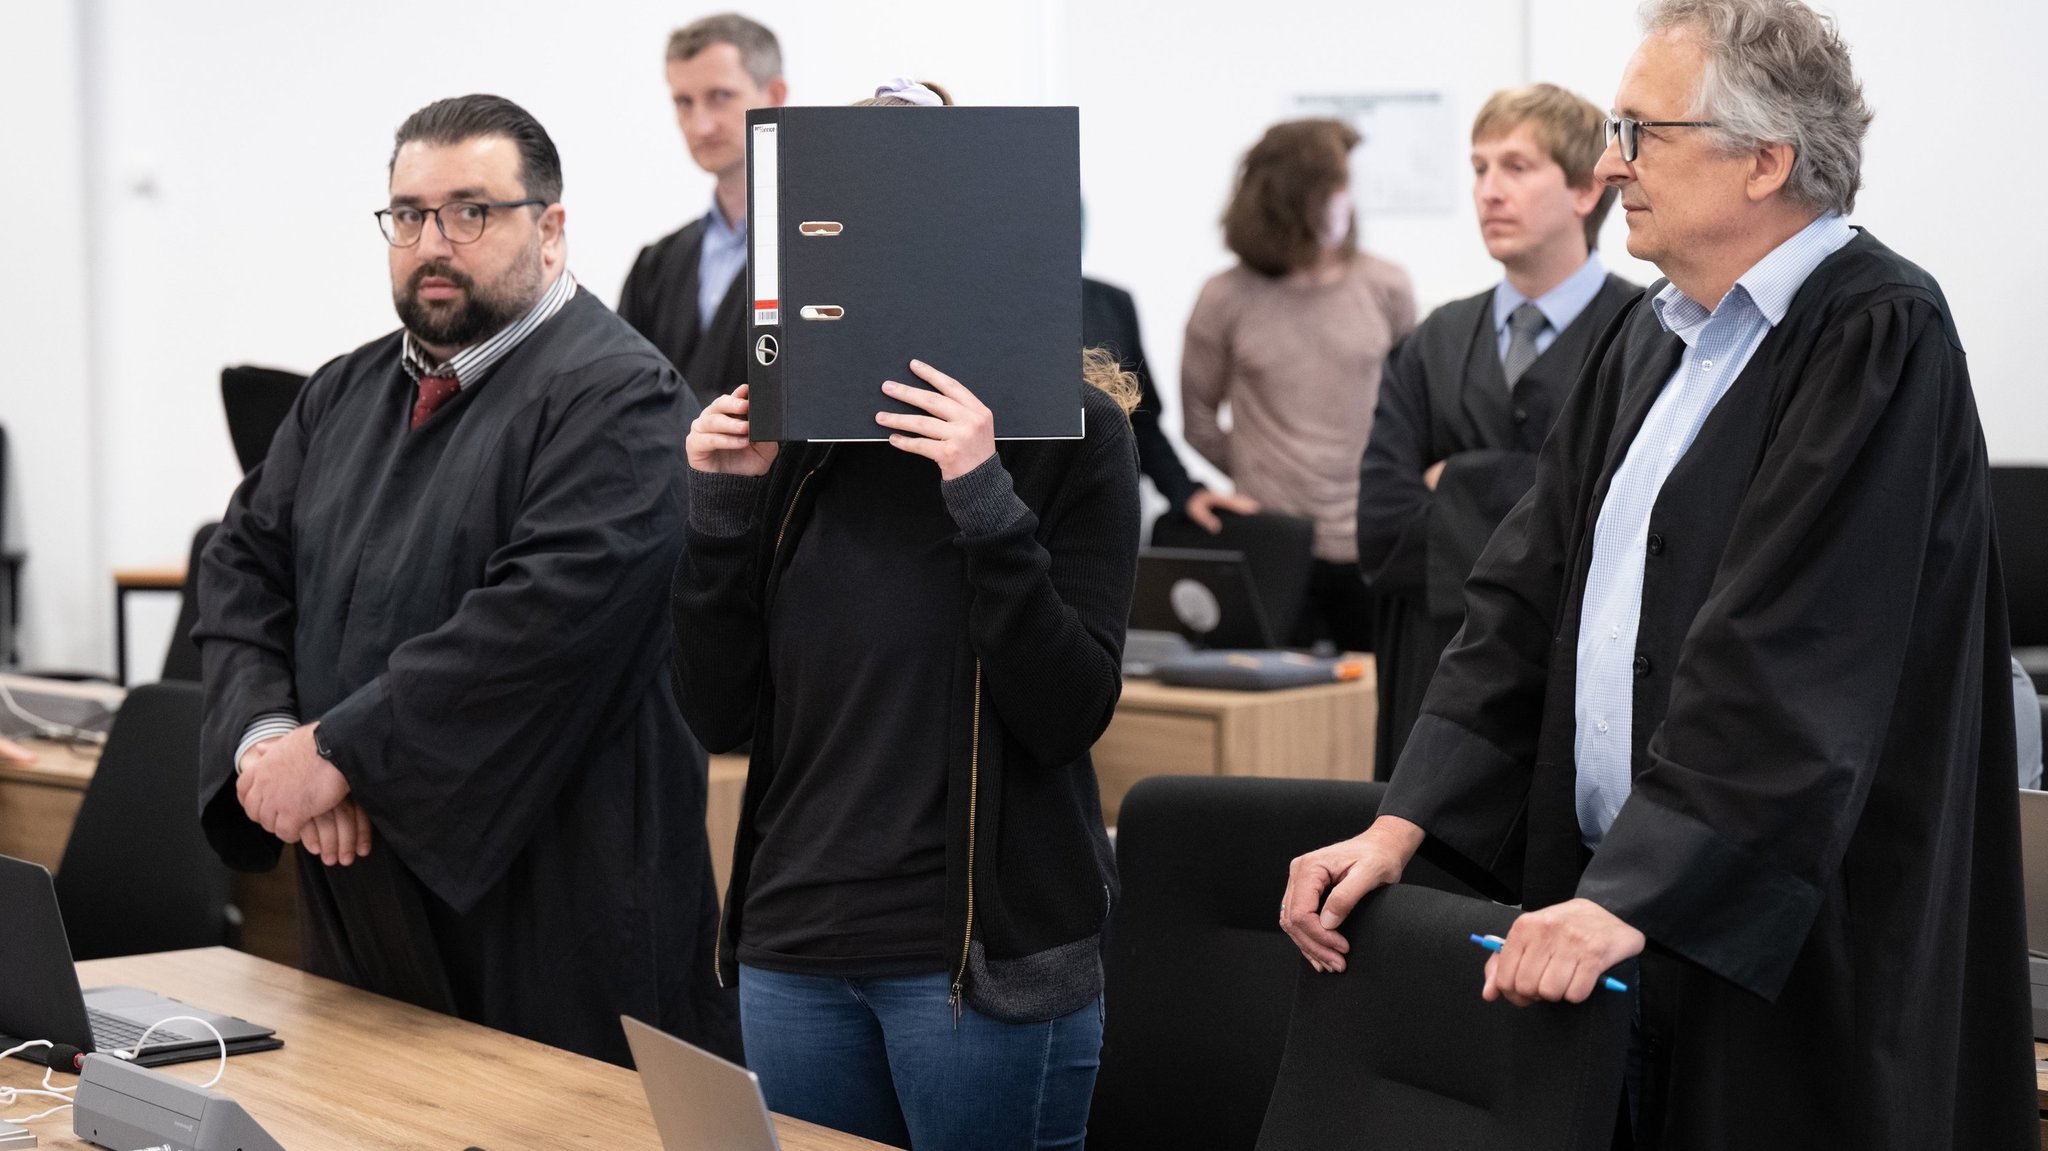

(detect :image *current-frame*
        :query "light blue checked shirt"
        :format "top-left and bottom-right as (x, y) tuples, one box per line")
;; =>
(1573, 214), (1854, 847)
(1491, 252), (1609, 364)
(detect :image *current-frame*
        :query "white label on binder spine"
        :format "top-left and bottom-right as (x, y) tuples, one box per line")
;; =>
(751, 123), (780, 325)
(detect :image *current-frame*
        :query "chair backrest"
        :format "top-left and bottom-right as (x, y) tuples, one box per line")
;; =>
(52, 680), (234, 959)
(1151, 510), (1317, 645)
(1255, 884), (1634, 1151)
(220, 365), (307, 475)
(1089, 775), (1479, 1151)
(159, 523), (217, 683)
(1990, 465), (2048, 648)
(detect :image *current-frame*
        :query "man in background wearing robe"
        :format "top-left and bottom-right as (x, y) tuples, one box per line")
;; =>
(195, 94), (740, 1066)
(1283, 0), (2035, 1144)
(619, 13), (787, 409)
(1357, 83), (1638, 776)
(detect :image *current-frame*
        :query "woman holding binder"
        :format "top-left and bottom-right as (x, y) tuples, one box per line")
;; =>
(671, 82), (1142, 1141)
(1181, 118), (1418, 654)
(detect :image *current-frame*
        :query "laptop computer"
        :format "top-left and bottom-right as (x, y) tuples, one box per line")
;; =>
(0, 674), (119, 742)
(2017, 789), (2048, 1040)
(1129, 547), (1279, 650)
(0, 854), (280, 1067)
(622, 1015), (781, 1151)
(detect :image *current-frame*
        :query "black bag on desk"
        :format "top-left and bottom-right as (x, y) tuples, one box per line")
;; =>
(743, 105), (1083, 442)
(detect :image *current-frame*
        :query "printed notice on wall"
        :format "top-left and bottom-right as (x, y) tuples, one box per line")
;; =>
(1290, 92), (1457, 215)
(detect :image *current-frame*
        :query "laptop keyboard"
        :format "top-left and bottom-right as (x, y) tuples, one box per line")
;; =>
(88, 1009), (198, 1051)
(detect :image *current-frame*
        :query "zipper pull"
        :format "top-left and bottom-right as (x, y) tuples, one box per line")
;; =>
(948, 981), (963, 1029)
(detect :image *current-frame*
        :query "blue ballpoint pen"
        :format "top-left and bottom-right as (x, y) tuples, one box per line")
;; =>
(1468, 933), (1630, 993)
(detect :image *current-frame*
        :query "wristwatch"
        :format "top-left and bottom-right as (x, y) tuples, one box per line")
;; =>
(313, 727), (338, 765)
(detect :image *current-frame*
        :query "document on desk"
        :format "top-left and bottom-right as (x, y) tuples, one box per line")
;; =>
(742, 105), (1083, 443)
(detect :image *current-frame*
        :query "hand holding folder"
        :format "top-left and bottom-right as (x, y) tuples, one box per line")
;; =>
(687, 384), (781, 477)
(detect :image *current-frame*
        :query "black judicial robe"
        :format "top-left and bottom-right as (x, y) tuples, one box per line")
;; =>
(1084, 276), (1200, 511)
(1380, 231), (2034, 1147)
(193, 289), (741, 1067)
(618, 215), (749, 410)
(1357, 274), (1638, 777)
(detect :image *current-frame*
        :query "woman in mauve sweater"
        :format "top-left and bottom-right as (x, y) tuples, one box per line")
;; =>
(1181, 118), (1418, 653)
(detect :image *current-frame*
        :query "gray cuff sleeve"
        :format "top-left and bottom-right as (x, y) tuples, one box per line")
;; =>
(234, 711), (299, 774)
(941, 455), (1029, 537)
(688, 469), (768, 537)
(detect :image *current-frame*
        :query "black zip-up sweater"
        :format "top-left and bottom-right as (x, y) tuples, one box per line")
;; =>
(672, 384), (1139, 1021)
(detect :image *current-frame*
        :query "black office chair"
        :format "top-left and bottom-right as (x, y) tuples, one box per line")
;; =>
(1255, 883), (1634, 1151)
(1151, 509), (1317, 645)
(158, 523), (217, 683)
(1089, 776), (1480, 1151)
(52, 680), (237, 959)
(220, 365), (307, 475)
(1990, 465), (2048, 679)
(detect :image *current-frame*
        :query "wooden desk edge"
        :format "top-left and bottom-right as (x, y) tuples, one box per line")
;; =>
(45, 949), (889, 1151)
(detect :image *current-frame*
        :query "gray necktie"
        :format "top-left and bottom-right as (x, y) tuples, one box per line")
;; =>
(1502, 301), (1547, 390)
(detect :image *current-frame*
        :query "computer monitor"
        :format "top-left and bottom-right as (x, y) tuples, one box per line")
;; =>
(2018, 789), (2048, 956)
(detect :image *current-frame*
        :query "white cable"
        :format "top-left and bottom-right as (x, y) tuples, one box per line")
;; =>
(0, 1038), (78, 1123)
(4, 1015), (228, 1123)
(0, 1040), (51, 1063)
(121, 1015), (228, 1090)
(2, 1100), (74, 1123)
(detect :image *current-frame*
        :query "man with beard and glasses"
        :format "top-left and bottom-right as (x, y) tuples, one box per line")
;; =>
(193, 94), (740, 1066)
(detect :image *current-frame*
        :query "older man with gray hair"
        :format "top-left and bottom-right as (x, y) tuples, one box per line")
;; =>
(1282, 0), (2035, 1144)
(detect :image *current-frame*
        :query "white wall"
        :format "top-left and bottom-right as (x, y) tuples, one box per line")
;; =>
(1, 1), (102, 672)
(3, 0), (2042, 672)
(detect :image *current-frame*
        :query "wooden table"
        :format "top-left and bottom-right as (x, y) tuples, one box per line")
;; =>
(112, 565), (185, 685)
(1090, 660), (1377, 826)
(0, 675), (123, 874)
(0, 947), (886, 1150)
(0, 676), (301, 967)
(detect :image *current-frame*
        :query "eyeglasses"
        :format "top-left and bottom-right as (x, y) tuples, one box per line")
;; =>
(374, 199), (546, 247)
(1602, 117), (1719, 163)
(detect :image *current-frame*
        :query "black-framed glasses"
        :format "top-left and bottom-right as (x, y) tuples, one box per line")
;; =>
(1602, 117), (1720, 163)
(374, 199), (546, 247)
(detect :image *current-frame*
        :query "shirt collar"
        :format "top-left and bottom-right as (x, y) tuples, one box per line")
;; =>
(1652, 213), (1854, 339)
(706, 194), (747, 243)
(402, 268), (578, 387)
(1493, 252), (1607, 337)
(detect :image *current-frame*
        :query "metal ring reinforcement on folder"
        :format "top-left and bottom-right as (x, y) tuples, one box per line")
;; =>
(798, 221), (844, 236)
(799, 305), (846, 321)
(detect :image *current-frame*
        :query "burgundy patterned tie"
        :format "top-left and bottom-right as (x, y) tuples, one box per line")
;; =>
(411, 374), (460, 430)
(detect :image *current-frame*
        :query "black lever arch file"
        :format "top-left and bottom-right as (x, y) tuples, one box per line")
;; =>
(743, 106), (1083, 442)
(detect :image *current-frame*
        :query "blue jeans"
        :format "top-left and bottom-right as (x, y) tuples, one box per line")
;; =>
(737, 965), (1103, 1150)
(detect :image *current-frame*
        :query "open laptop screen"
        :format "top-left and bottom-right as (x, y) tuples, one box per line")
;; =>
(1129, 548), (1278, 650)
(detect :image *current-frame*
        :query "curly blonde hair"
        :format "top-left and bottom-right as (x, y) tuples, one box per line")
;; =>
(1082, 346), (1140, 416)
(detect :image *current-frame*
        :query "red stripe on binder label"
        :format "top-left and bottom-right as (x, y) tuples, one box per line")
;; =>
(754, 300), (779, 325)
